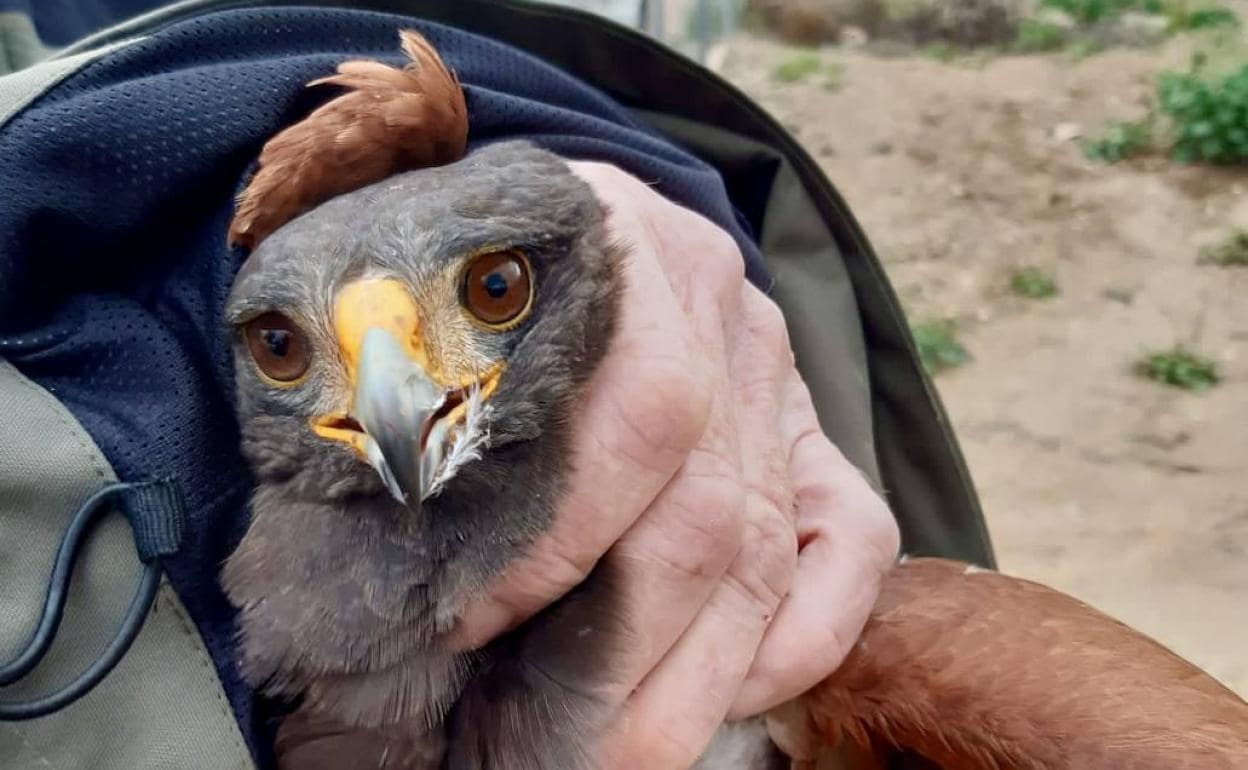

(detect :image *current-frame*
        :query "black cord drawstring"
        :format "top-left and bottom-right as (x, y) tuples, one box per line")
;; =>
(0, 480), (184, 721)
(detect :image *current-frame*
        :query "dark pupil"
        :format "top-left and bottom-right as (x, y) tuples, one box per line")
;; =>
(262, 328), (291, 358)
(484, 271), (509, 299)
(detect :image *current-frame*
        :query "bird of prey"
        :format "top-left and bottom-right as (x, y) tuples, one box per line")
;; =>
(222, 30), (631, 769)
(224, 135), (625, 770)
(221, 29), (1248, 770)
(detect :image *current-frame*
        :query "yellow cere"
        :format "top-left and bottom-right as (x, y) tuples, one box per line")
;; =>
(330, 277), (432, 383)
(310, 276), (506, 456)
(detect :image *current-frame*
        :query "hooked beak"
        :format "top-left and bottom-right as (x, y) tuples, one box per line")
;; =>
(312, 278), (500, 506)
(352, 328), (447, 504)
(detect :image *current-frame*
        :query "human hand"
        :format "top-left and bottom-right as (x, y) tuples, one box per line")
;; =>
(452, 160), (900, 768)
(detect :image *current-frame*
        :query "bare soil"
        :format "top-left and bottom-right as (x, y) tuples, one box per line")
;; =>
(720, 31), (1248, 695)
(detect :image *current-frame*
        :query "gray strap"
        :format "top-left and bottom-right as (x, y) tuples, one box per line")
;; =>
(0, 359), (254, 770)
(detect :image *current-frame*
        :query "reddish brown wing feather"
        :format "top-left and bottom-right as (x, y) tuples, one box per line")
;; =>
(228, 30), (468, 250)
(798, 558), (1248, 770)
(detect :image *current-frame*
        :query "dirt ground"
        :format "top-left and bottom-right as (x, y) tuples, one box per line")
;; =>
(719, 29), (1247, 695)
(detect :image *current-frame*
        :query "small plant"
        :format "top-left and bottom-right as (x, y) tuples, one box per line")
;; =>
(1014, 19), (1069, 53)
(1199, 229), (1248, 266)
(884, 0), (927, 20)
(1158, 62), (1248, 164)
(1102, 286), (1136, 304)
(919, 42), (959, 63)
(1010, 267), (1060, 299)
(912, 320), (970, 374)
(1082, 119), (1154, 162)
(1039, 0), (1162, 24)
(1137, 346), (1220, 390)
(1037, 0), (1237, 35)
(773, 50), (823, 83)
(823, 60), (846, 91)
(1167, 6), (1238, 31)
(1067, 36), (1107, 59)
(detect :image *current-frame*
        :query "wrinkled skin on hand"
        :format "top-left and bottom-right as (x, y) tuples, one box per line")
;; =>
(452, 161), (900, 770)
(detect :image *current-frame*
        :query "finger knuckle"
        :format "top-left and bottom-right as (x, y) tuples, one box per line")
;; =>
(686, 226), (745, 295)
(699, 220), (744, 269)
(633, 465), (747, 580)
(609, 354), (712, 464)
(572, 159), (639, 191)
(862, 499), (902, 567)
(797, 458), (900, 569)
(746, 291), (793, 354)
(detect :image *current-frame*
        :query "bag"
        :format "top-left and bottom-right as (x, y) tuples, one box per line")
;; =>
(0, 2), (993, 767)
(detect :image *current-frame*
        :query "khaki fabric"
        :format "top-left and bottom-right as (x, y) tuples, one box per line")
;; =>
(0, 12), (51, 75)
(0, 359), (254, 770)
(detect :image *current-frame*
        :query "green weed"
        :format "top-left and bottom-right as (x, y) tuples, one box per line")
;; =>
(1014, 19), (1070, 53)
(1082, 119), (1154, 162)
(912, 321), (971, 374)
(773, 50), (823, 83)
(1039, 0), (1162, 24)
(1102, 286), (1136, 304)
(1137, 346), (1220, 390)
(1166, 5), (1238, 31)
(919, 42), (959, 63)
(1038, 0), (1237, 32)
(1010, 268), (1060, 299)
(1159, 61), (1248, 164)
(823, 60), (846, 91)
(1198, 229), (1248, 265)
(884, 0), (927, 21)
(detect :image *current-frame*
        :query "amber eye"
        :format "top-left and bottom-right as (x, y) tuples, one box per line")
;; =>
(462, 250), (533, 327)
(243, 312), (311, 384)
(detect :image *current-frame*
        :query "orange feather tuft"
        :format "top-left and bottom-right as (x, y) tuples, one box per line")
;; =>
(789, 558), (1248, 769)
(227, 29), (468, 250)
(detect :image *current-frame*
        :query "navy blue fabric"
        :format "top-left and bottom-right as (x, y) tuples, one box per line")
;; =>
(0, 0), (170, 46)
(0, 7), (767, 759)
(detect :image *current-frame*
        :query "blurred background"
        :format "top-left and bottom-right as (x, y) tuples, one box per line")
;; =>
(628, 0), (1248, 696)
(4, 0), (1243, 696)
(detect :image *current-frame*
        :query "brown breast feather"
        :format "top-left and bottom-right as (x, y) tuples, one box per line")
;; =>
(228, 29), (468, 250)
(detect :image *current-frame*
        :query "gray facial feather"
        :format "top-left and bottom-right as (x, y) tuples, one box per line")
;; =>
(223, 141), (627, 767)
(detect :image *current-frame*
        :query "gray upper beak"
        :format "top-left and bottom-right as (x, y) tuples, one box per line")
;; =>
(353, 328), (446, 505)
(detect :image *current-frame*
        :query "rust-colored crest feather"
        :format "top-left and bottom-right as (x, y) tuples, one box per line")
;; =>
(786, 558), (1248, 769)
(228, 30), (468, 250)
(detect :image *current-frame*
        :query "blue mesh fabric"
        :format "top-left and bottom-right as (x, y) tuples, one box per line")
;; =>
(0, 7), (768, 758)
